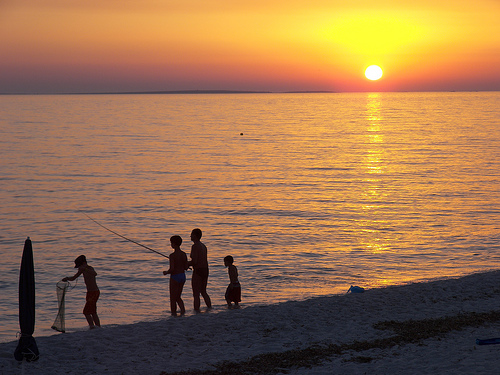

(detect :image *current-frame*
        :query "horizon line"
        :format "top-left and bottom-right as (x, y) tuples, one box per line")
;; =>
(0, 89), (498, 96)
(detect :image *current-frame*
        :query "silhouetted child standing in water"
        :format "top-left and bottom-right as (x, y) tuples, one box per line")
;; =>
(62, 255), (101, 329)
(163, 235), (189, 316)
(224, 256), (241, 308)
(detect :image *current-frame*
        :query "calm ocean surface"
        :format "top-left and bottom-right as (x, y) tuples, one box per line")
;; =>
(1, 92), (499, 343)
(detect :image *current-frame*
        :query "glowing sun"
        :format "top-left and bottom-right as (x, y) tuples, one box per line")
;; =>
(365, 65), (383, 80)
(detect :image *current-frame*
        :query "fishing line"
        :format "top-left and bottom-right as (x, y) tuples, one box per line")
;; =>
(82, 213), (168, 258)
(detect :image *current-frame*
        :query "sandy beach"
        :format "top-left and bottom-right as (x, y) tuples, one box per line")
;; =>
(1, 270), (500, 375)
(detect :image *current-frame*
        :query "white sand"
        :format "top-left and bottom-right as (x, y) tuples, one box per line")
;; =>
(1, 270), (500, 375)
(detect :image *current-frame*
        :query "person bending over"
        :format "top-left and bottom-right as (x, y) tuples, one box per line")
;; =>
(62, 255), (101, 329)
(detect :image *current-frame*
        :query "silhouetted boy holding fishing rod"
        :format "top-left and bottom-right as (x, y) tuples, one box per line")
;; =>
(188, 228), (212, 311)
(163, 235), (189, 316)
(62, 255), (101, 329)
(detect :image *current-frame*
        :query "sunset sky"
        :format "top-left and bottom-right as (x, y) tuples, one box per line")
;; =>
(1, 0), (499, 93)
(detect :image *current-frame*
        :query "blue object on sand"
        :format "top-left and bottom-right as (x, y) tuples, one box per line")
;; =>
(347, 285), (365, 293)
(476, 338), (500, 345)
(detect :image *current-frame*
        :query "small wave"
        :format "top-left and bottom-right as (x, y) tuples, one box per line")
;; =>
(306, 167), (352, 171)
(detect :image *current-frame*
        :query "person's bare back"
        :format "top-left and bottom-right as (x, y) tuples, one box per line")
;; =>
(81, 265), (99, 292)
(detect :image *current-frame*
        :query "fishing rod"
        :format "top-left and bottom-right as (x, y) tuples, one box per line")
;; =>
(83, 213), (169, 258)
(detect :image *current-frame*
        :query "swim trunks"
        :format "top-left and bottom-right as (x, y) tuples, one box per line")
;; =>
(83, 290), (100, 315)
(171, 273), (186, 284)
(225, 283), (241, 303)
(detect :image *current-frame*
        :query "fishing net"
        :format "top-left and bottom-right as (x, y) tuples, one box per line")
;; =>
(51, 281), (71, 333)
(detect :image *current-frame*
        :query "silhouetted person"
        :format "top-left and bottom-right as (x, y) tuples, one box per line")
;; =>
(62, 255), (101, 329)
(224, 255), (241, 308)
(163, 235), (189, 316)
(188, 228), (212, 311)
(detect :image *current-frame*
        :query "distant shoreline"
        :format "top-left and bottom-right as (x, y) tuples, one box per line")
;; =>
(0, 90), (337, 96)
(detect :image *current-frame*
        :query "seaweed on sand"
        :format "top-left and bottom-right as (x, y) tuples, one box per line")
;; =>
(160, 310), (500, 375)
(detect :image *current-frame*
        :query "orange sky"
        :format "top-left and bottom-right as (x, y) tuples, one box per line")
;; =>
(1, 0), (499, 93)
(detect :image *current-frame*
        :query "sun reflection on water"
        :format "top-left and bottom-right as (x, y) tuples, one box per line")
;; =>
(360, 93), (396, 272)
(365, 93), (384, 174)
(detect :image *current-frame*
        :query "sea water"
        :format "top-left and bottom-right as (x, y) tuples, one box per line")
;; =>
(1, 92), (499, 343)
